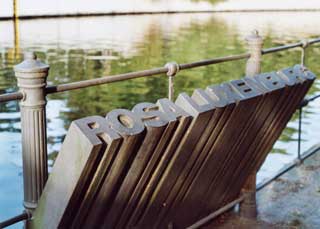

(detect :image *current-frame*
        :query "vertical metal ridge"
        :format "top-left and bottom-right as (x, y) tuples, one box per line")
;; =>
(117, 120), (180, 229)
(159, 105), (233, 227)
(21, 108), (48, 207)
(127, 116), (192, 228)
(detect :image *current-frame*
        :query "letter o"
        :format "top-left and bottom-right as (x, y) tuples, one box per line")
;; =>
(106, 109), (145, 136)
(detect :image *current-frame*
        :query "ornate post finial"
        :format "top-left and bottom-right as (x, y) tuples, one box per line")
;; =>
(252, 29), (259, 36)
(24, 52), (37, 60)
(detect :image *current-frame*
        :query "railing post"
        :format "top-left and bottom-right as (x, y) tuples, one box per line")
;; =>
(297, 107), (303, 162)
(300, 39), (309, 67)
(14, 52), (49, 213)
(240, 30), (263, 219)
(245, 30), (263, 77)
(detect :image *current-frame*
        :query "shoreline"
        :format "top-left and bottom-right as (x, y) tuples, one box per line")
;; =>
(2, 8), (320, 21)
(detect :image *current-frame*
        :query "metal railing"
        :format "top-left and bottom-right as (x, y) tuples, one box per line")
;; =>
(2, 38), (320, 104)
(1, 30), (320, 228)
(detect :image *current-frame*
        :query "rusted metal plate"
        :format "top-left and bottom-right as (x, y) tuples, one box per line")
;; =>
(30, 66), (315, 229)
(165, 80), (264, 228)
(204, 72), (287, 212)
(99, 103), (173, 228)
(117, 99), (192, 229)
(221, 65), (315, 207)
(153, 86), (237, 228)
(80, 109), (146, 228)
(132, 91), (216, 228)
(124, 115), (192, 228)
(29, 116), (121, 229)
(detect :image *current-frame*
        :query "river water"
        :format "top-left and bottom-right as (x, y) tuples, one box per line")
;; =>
(0, 10), (320, 226)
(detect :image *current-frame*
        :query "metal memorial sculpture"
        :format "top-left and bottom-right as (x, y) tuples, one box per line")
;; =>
(29, 65), (315, 229)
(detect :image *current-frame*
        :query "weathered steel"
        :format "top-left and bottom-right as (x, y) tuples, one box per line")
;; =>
(256, 143), (320, 192)
(80, 110), (145, 228)
(117, 99), (192, 229)
(157, 86), (236, 221)
(219, 72), (287, 205)
(45, 67), (168, 94)
(169, 81), (263, 227)
(0, 37), (319, 105)
(69, 116), (124, 228)
(154, 87), (236, 227)
(156, 81), (260, 226)
(99, 103), (170, 228)
(44, 53), (250, 94)
(239, 30), (263, 219)
(29, 65), (315, 229)
(262, 42), (302, 54)
(137, 88), (221, 228)
(308, 37), (320, 45)
(29, 116), (121, 229)
(0, 212), (31, 228)
(246, 30), (263, 77)
(187, 196), (245, 229)
(253, 65), (316, 170)
(14, 53), (49, 212)
(0, 32), (318, 229)
(178, 53), (250, 70)
(126, 104), (193, 228)
(223, 65), (315, 208)
(0, 91), (23, 103)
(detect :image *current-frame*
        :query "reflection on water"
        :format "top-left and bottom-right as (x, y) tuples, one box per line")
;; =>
(0, 13), (320, 224)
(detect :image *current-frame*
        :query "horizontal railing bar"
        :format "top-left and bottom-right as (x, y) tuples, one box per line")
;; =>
(256, 144), (320, 191)
(0, 37), (318, 101)
(43, 38), (320, 94)
(307, 94), (320, 102)
(0, 91), (23, 103)
(0, 212), (30, 228)
(179, 53), (250, 70)
(308, 37), (320, 45)
(299, 94), (320, 108)
(187, 196), (245, 229)
(262, 42), (302, 54)
(46, 67), (168, 94)
(46, 53), (251, 94)
(188, 143), (320, 228)
(4, 9), (320, 22)
(262, 37), (320, 55)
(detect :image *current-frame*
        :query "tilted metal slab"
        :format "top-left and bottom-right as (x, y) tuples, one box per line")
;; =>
(29, 116), (122, 229)
(30, 65), (315, 229)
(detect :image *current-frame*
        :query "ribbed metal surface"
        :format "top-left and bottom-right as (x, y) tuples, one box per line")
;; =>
(29, 65), (315, 229)
(21, 108), (48, 209)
